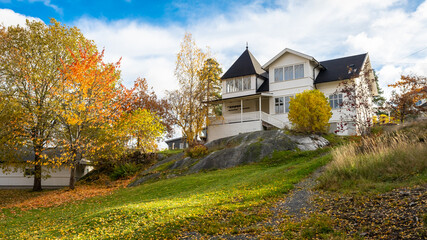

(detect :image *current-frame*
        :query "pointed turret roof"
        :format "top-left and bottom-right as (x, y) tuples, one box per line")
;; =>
(221, 48), (265, 79)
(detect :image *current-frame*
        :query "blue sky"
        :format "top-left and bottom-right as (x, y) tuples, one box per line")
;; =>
(1, 0), (427, 99)
(1, 0), (274, 24)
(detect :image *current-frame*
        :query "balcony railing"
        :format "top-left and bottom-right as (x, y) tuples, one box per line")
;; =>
(209, 111), (285, 129)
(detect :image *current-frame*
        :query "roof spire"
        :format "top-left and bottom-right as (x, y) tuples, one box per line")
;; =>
(246, 42), (248, 50)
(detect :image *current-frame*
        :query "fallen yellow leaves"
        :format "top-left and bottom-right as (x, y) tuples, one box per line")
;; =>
(0, 177), (133, 211)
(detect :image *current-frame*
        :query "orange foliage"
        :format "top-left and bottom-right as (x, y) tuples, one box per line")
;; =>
(57, 41), (123, 189)
(118, 77), (174, 136)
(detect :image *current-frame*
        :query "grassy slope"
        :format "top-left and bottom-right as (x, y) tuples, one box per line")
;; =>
(0, 149), (331, 239)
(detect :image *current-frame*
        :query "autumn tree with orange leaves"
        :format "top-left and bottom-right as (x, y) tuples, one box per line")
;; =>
(388, 74), (427, 123)
(0, 20), (90, 191)
(57, 41), (124, 189)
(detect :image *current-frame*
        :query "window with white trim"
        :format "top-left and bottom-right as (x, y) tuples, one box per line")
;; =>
(294, 64), (304, 79)
(284, 66), (293, 81)
(226, 79), (233, 93)
(285, 96), (292, 113)
(243, 76), (251, 90)
(225, 77), (252, 93)
(275, 97), (284, 114)
(274, 68), (283, 82)
(329, 94), (343, 109)
(274, 63), (305, 82)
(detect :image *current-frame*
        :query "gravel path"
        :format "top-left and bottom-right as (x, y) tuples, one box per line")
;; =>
(272, 166), (325, 220)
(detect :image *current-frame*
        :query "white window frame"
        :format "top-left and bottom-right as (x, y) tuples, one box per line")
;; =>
(226, 77), (252, 93)
(274, 68), (283, 82)
(329, 93), (343, 109)
(285, 96), (292, 113)
(294, 64), (304, 79)
(243, 76), (251, 90)
(284, 66), (294, 81)
(274, 63), (305, 82)
(275, 97), (284, 114)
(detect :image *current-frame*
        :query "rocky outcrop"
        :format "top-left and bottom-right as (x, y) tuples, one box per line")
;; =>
(128, 130), (329, 187)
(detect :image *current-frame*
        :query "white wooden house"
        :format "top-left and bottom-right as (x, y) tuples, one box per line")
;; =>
(207, 47), (377, 142)
(0, 149), (93, 189)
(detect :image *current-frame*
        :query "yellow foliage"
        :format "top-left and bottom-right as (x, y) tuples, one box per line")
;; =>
(119, 109), (165, 153)
(373, 114), (399, 125)
(288, 90), (332, 133)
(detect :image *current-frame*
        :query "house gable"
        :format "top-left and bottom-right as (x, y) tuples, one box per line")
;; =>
(262, 48), (319, 70)
(221, 48), (268, 99)
(265, 51), (317, 93)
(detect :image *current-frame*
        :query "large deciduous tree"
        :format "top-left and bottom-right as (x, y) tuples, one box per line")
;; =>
(0, 20), (90, 191)
(198, 58), (223, 119)
(57, 41), (122, 189)
(168, 33), (208, 146)
(388, 74), (427, 123)
(334, 62), (376, 136)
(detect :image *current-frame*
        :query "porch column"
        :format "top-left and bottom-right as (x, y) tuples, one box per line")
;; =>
(259, 96), (261, 120)
(241, 99), (243, 123)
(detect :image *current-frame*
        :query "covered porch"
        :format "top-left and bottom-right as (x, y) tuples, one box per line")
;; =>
(209, 94), (271, 125)
(207, 94), (286, 142)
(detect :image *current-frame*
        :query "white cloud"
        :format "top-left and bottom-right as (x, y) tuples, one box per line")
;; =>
(28, 0), (62, 14)
(0, 8), (42, 26)
(1, 0), (427, 100)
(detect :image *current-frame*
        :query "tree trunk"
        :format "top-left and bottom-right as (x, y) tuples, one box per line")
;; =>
(33, 163), (42, 191)
(69, 163), (76, 190)
(33, 145), (43, 191)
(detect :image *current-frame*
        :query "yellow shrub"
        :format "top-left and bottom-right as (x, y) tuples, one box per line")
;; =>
(288, 90), (332, 133)
(186, 145), (209, 158)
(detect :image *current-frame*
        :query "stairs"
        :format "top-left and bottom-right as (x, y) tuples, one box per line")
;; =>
(260, 112), (286, 129)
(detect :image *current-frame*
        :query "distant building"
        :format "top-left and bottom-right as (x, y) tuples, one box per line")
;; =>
(165, 129), (207, 150)
(165, 137), (188, 150)
(0, 148), (93, 189)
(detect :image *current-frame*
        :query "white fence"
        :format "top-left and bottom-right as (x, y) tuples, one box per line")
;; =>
(209, 111), (285, 129)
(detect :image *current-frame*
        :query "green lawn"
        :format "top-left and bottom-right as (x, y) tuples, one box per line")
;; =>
(0, 149), (331, 239)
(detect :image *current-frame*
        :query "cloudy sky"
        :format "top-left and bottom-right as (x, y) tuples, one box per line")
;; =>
(1, 0), (426, 99)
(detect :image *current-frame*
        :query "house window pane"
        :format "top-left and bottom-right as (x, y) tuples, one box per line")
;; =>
(274, 68), (283, 82)
(243, 77), (251, 90)
(284, 66), (294, 81)
(285, 96), (291, 113)
(236, 78), (242, 91)
(329, 94), (342, 109)
(275, 97), (284, 114)
(226, 80), (232, 93)
(295, 64), (304, 79)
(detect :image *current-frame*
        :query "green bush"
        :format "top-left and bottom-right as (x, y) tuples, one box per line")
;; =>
(110, 163), (140, 180)
(186, 145), (209, 158)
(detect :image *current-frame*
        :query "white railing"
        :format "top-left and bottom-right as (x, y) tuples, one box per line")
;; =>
(260, 112), (285, 129)
(212, 112), (260, 124)
(209, 111), (286, 129)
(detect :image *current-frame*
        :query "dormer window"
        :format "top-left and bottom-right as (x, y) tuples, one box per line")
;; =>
(274, 63), (304, 82)
(225, 76), (251, 93)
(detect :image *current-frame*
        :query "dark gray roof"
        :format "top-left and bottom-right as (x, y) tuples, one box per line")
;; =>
(165, 137), (186, 143)
(0, 147), (63, 163)
(315, 53), (367, 84)
(221, 48), (265, 79)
